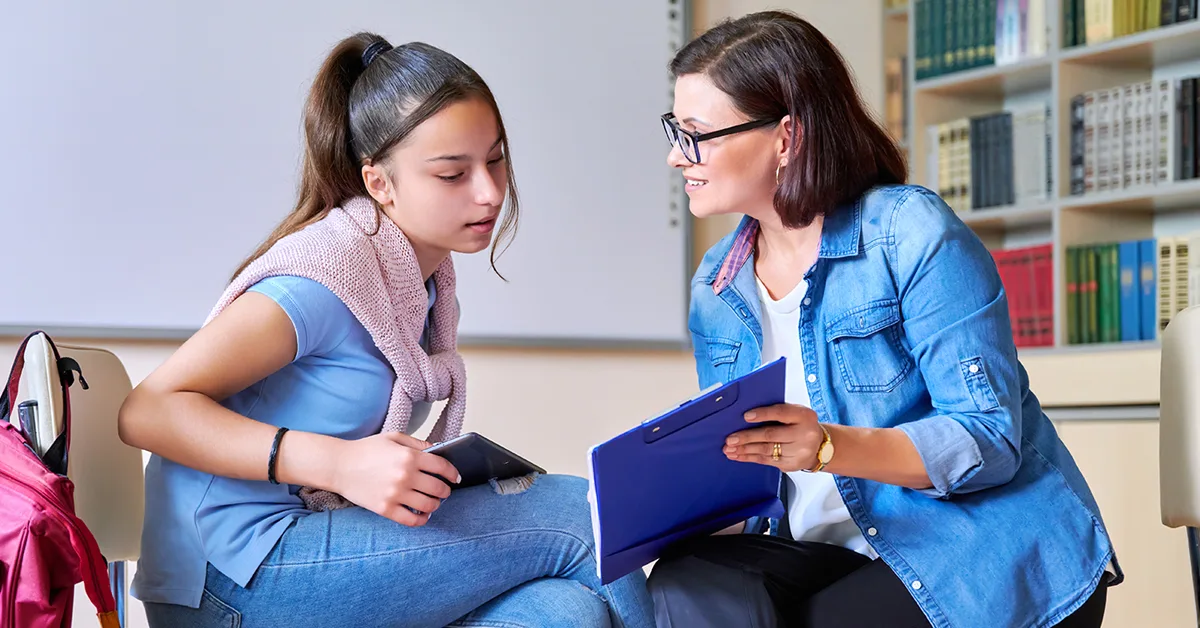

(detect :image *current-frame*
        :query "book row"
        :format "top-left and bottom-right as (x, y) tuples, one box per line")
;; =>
(1068, 76), (1200, 196)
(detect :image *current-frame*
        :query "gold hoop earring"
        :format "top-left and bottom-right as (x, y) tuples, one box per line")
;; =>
(776, 161), (786, 185)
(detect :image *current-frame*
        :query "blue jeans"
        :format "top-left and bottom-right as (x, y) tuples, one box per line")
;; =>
(143, 475), (653, 628)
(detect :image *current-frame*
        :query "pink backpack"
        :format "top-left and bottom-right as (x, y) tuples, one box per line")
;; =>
(0, 332), (119, 628)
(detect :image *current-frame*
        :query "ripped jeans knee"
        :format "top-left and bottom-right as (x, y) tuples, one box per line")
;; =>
(489, 472), (541, 495)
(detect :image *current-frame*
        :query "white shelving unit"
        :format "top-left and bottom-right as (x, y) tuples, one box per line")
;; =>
(882, 1), (1200, 392)
(879, 9), (1200, 625)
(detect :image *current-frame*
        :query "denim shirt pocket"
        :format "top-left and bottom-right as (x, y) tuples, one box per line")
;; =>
(959, 356), (1000, 412)
(825, 299), (914, 393)
(697, 335), (741, 385)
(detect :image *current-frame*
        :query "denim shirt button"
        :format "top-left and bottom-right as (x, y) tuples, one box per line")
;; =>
(803, 298), (811, 306)
(969, 364), (980, 374)
(867, 527), (878, 537)
(807, 374), (817, 383)
(912, 580), (922, 591)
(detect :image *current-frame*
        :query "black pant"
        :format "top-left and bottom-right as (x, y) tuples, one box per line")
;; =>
(648, 535), (1109, 628)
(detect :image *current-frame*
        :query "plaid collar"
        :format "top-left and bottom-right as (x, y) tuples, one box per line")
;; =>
(712, 218), (759, 295)
(710, 201), (863, 295)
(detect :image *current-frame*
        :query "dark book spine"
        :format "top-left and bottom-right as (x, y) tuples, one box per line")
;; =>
(1076, 0), (1087, 46)
(1071, 96), (1085, 195)
(993, 114), (1003, 207)
(1179, 0), (1193, 22)
(981, 115), (991, 208)
(1194, 76), (1200, 178)
(1183, 78), (1196, 180)
(970, 117), (982, 209)
(1045, 104), (1053, 198)
(980, 114), (992, 208)
(1002, 112), (1015, 205)
(1163, 0), (1177, 25)
(1065, 0), (1077, 46)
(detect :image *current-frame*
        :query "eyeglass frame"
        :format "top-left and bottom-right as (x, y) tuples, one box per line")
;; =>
(660, 112), (782, 164)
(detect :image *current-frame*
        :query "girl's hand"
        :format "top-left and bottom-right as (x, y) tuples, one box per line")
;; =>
(723, 404), (824, 473)
(329, 432), (461, 527)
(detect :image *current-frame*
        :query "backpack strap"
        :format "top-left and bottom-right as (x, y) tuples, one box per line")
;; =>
(65, 503), (121, 628)
(1, 331), (41, 419)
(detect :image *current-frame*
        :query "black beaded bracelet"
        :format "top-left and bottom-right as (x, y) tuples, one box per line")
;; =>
(268, 427), (290, 485)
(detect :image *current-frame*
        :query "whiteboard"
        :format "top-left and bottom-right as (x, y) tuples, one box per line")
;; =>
(0, 1), (692, 347)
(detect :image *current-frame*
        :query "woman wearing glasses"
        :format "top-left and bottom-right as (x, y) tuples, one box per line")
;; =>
(649, 11), (1118, 628)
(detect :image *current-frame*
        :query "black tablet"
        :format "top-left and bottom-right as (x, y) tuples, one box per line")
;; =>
(423, 432), (546, 488)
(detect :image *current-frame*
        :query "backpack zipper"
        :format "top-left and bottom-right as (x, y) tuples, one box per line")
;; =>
(0, 462), (108, 613)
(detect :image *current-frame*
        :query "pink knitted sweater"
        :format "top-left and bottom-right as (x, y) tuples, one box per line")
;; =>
(207, 196), (467, 511)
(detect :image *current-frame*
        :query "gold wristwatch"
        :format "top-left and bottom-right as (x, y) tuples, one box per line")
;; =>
(804, 424), (834, 473)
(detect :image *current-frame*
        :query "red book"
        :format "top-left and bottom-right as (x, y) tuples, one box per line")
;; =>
(1033, 244), (1054, 347)
(1016, 248), (1034, 348)
(992, 249), (1021, 347)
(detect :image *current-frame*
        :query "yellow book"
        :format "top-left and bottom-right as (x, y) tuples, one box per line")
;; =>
(1147, 0), (1161, 30)
(937, 123), (953, 210)
(1086, 0), (1114, 44)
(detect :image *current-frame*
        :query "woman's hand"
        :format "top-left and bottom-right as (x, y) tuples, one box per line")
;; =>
(723, 404), (824, 473)
(327, 433), (462, 527)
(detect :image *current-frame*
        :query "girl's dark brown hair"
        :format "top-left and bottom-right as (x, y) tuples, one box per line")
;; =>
(234, 32), (519, 279)
(671, 11), (906, 228)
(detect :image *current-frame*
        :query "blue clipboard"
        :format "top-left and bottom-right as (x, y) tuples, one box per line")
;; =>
(587, 357), (788, 585)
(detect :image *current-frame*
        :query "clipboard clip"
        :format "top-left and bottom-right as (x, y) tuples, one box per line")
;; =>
(643, 381), (740, 444)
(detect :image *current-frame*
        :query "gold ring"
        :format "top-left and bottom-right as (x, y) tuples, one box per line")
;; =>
(771, 442), (782, 461)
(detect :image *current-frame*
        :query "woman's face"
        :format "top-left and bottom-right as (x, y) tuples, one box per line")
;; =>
(364, 97), (508, 256)
(666, 73), (785, 221)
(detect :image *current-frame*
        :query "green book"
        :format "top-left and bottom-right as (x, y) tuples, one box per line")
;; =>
(1079, 247), (1090, 343)
(1075, 0), (1086, 48)
(915, 0), (926, 79)
(1106, 243), (1122, 342)
(1147, 0), (1161, 29)
(1087, 247), (1100, 343)
(931, 0), (943, 78)
(944, 0), (957, 75)
(956, 0), (969, 71)
(984, 0), (997, 66)
(965, 0), (978, 68)
(1065, 0), (1077, 47)
(1067, 247), (1080, 344)
(1096, 245), (1110, 343)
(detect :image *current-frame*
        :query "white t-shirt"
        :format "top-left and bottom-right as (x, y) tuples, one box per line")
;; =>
(756, 275), (876, 558)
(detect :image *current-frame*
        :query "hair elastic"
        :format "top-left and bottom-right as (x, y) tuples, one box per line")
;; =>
(362, 40), (393, 69)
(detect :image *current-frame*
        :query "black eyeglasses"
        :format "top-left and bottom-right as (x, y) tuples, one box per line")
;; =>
(661, 112), (780, 164)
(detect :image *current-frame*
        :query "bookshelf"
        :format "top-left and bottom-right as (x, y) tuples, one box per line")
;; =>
(884, 9), (1199, 624)
(882, 0), (1200, 404)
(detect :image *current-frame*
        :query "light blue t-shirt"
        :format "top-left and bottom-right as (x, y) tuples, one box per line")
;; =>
(131, 275), (435, 608)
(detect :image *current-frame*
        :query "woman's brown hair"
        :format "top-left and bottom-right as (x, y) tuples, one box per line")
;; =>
(233, 32), (519, 279)
(671, 11), (906, 228)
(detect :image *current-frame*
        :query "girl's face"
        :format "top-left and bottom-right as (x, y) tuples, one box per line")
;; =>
(364, 97), (508, 256)
(666, 73), (789, 223)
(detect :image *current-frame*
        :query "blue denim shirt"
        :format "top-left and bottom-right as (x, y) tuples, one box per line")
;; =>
(689, 184), (1121, 628)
